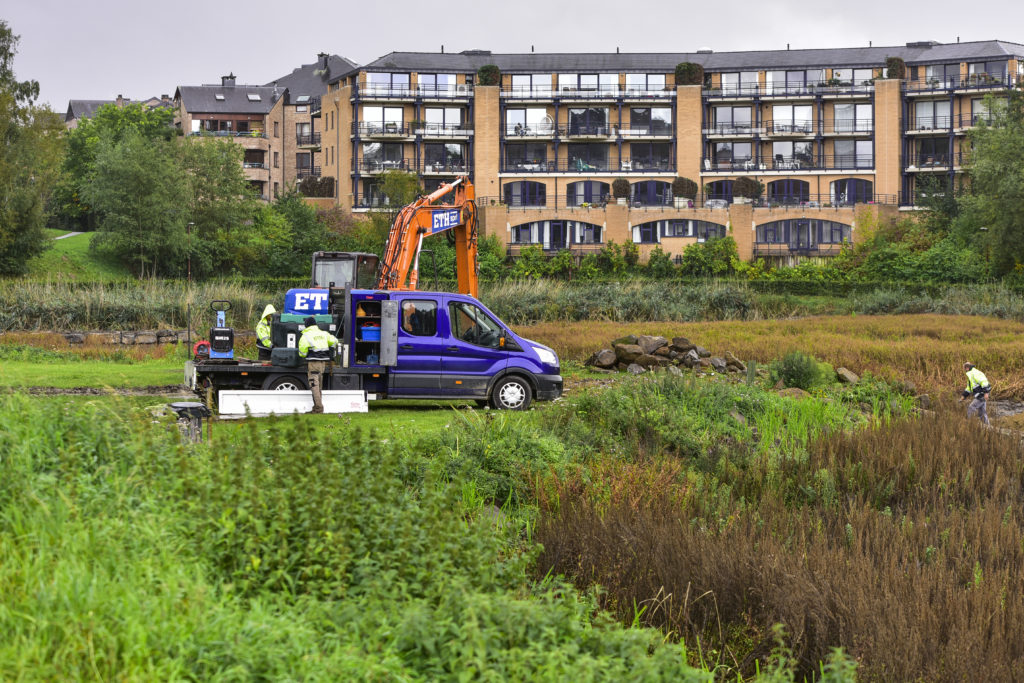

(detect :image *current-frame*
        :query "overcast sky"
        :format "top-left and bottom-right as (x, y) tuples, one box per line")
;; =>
(6, 0), (1024, 112)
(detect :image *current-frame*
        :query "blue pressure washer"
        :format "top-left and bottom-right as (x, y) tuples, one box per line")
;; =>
(208, 300), (235, 360)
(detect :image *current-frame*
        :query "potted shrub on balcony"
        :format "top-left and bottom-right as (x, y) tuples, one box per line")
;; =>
(674, 62), (705, 87)
(410, 119), (425, 135)
(477, 64), (501, 87)
(885, 57), (907, 80)
(732, 176), (763, 204)
(672, 176), (697, 208)
(612, 178), (631, 205)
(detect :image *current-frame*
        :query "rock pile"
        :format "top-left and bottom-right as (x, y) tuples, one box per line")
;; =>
(584, 334), (748, 376)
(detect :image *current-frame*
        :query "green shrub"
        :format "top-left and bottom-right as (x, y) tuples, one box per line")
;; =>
(770, 350), (832, 391)
(885, 56), (907, 79)
(675, 62), (705, 86)
(732, 176), (764, 199)
(477, 64), (501, 86)
(677, 236), (739, 277)
(672, 176), (698, 200)
(646, 246), (676, 278)
(611, 178), (631, 199)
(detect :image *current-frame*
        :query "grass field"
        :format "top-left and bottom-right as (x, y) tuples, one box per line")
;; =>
(25, 231), (131, 281)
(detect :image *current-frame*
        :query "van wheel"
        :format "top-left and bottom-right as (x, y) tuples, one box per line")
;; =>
(490, 376), (532, 410)
(263, 375), (307, 391)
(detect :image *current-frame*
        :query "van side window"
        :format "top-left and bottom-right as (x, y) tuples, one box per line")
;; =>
(401, 299), (437, 336)
(449, 301), (502, 348)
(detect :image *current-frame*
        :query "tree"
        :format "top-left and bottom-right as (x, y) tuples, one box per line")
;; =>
(732, 176), (764, 200)
(0, 20), (64, 275)
(54, 101), (175, 228)
(674, 62), (704, 86)
(84, 132), (189, 277)
(962, 90), (1024, 275)
(477, 65), (501, 86)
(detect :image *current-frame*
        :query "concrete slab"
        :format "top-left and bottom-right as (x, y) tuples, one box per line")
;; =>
(218, 389), (368, 417)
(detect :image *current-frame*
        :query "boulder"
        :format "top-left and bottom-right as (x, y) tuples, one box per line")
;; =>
(915, 394), (932, 409)
(698, 358), (712, 368)
(694, 345), (711, 358)
(626, 363), (646, 375)
(836, 367), (860, 384)
(681, 349), (700, 367)
(729, 410), (746, 425)
(895, 380), (917, 395)
(611, 334), (639, 347)
(614, 344), (644, 364)
(654, 347), (673, 358)
(637, 335), (669, 355)
(636, 353), (669, 369)
(134, 333), (158, 345)
(586, 348), (618, 369)
(725, 351), (746, 371)
(670, 337), (695, 353)
(156, 329), (178, 342)
(777, 387), (811, 400)
(63, 333), (85, 344)
(710, 357), (728, 373)
(665, 365), (683, 377)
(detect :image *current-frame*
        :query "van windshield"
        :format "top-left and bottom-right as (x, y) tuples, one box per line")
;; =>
(449, 301), (503, 348)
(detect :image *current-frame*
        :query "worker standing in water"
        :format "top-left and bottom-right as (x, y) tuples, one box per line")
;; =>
(960, 361), (991, 426)
(255, 304), (276, 360)
(298, 316), (338, 414)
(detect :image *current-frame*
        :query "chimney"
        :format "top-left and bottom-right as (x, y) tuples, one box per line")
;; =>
(222, 73), (236, 87)
(161, 93), (170, 104)
(318, 52), (328, 69)
(116, 94), (124, 107)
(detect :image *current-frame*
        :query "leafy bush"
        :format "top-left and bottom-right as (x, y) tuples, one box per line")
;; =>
(477, 64), (501, 86)
(732, 176), (764, 199)
(770, 350), (833, 391)
(646, 246), (676, 278)
(676, 236), (739, 276)
(675, 62), (704, 86)
(611, 178), (631, 199)
(672, 176), (698, 200)
(885, 56), (907, 79)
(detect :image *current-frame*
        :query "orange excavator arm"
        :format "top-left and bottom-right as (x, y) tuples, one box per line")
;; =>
(376, 177), (479, 298)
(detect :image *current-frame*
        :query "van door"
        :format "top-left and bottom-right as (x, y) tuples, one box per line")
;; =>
(441, 298), (509, 397)
(388, 297), (443, 396)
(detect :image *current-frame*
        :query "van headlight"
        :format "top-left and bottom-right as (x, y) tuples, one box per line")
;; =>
(533, 346), (557, 366)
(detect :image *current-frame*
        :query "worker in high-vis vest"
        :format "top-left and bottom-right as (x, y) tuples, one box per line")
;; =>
(298, 316), (338, 414)
(255, 304), (276, 360)
(960, 361), (991, 425)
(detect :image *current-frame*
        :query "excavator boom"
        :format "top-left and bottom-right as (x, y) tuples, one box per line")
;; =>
(376, 177), (479, 298)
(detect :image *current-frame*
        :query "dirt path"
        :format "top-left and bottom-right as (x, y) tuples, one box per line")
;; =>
(53, 231), (84, 240)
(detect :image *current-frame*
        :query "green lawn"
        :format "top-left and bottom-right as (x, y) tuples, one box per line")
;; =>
(26, 231), (131, 281)
(0, 358), (184, 388)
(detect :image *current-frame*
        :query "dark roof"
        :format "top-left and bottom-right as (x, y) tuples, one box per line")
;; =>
(344, 40), (1024, 78)
(65, 99), (115, 122)
(174, 84), (280, 114)
(266, 54), (359, 103)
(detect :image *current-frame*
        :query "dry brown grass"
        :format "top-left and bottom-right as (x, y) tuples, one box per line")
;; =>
(523, 313), (1024, 398)
(535, 412), (1024, 680)
(0, 332), (176, 361)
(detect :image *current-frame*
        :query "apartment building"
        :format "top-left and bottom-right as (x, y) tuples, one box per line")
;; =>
(174, 54), (356, 200)
(64, 94), (172, 129)
(314, 40), (1023, 262)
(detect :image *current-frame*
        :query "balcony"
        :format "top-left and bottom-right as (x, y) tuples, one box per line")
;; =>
(310, 96), (321, 117)
(189, 130), (267, 139)
(560, 124), (616, 140)
(905, 151), (965, 171)
(421, 161), (471, 175)
(763, 121), (815, 136)
(753, 242), (845, 256)
(619, 125), (674, 139)
(500, 159), (675, 174)
(504, 124), (557, 139)
(702, 154), (874, 173)
(355, 158), (413, 174)
(704, 82), (874, 100)
(702, 123), (762, 138)
(501, 86), (555, 101)
(242, 162), (268, 170)
(418, 123), (473, 138)
(296, 166), (321, 178)
(507, 243), (604, 257)
(906, 113), (993, 134)
(354, 121), (412, 138)
(904, 73), (1016, 94)
(354, 84), (473, 100)
(297, 132), (321, 148)
(823, 120), (873, 135)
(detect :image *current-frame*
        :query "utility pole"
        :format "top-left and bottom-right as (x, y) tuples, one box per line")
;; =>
(186, 222), (194, 347)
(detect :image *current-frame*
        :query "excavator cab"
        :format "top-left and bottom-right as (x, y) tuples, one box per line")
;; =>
(310, 252), (379, 289)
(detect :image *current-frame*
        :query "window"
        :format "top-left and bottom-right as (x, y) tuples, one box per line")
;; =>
(833, 103), (872, 133)
(247, 93), (261, 101)
(769, 69), (824, 94)
(273, 151), (279, 168)
(833, 140), (872, 168)
(968, 61), (1007, 82)
(705, 180), (733, 202)
(296, 153), (311, 170)
(636, 223), (659, 244)
(631, 181), (672, 206)
(914, 100), (951, 130)
(362, 142), (403, 168)
(505, 107), (552, 136)
(273, 121), (279, 137)
(630, 107), (673, 135)
(504, 181), (546, 207)
(625, 73), (667, 94)
(830, 178), (873, 205)
(567, 144), (609, 171)
(449, 302), (503, 348)
(419, 73), (456, 96)
(505, 142), (547, 170)
(719, 71), (758, 95)
(296, 106), (307, 113)
(767, 179), (810, 203)
(772, 141), (814, 169)
(577, 222), (602, 244)
(916, 138), (949, 166)
(925, 63), (959, 86)
(712, 106), (752, 134)
(637, 219), (726, 241)
(756, 219), (849, 247)
(424, 143), (465, 171)
(510, 73), (552, 97)
(424, 107), (463, 133)
(628, 143), (671, 171)
(712, 142), (751, 169)
(566, 181), (609, 206)
(832, 68), (876, 86)
(296, 122), (311, 142)
(559, 73), (617, 94)
(400, 300), (437, 336)
(568, 108), (609, 135)
(365, 72), (411, 95)
(771, 104), (813, 133)
(214, 93), (225, 101)
(971, 97), (1005, 125)
(362, 105), (403, 133)
(511, 223), (539, 244)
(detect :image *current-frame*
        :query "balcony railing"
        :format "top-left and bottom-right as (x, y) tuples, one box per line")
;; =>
(703, 123), (758, 136)
(507, 243), (605, 256)
(905, 151), (965, 169)
(560, 124), (616, 137)
(296, 166), (321, 178)
(310, 96), (321, 116)
(354, 122), (411, 136)
(296, 132), (321, 146)
(752, 192), (897, 207)
(418, 123), (472, 137)
(355, 158), (413, 173)
(190, 130), (267, 138)
(243, 162), (267, 169)
(500, 86), (675, 99)
(421, 161), (471, 174)
(704, 82), (874, 98)
(824, 120), (874, 134)
(473, 192), (897, 212)
(906, 113), (995, 131)
(904, 73), (1016, 92)
(355, 84), (473, 99)
(764, 121), (816, 135)
(618, 125), (674, 137)
(703, 154), (875, 171)
(501, 159), (675, 173)
(504, 124), (557, 137)
(753, 242), (846, 256)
